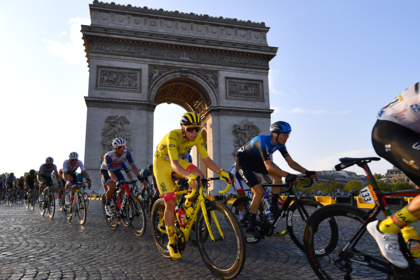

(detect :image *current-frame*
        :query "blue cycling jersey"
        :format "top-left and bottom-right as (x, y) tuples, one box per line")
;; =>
(118, 162), (131, 173)
(236, 135), (289, 164)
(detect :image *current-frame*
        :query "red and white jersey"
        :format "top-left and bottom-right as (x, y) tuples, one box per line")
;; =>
(100, 150), (134, 171)
(62, 159), (86, 174)
(377, 82), (420, 133)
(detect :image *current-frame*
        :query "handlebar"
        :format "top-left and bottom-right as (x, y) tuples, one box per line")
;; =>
(183, 175), (232, 198)
(261, 175), (314, 193)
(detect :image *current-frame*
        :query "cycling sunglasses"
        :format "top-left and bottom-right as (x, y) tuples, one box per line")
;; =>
(185, 127), (200, 133)
(116, 145), (126, 150)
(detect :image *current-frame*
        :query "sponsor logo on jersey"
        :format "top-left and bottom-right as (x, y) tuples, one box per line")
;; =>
(402, 158), (419, 170)
(410, 103), (420, 114)
(377, 109), (384, 117)
(413, 142), (420, 150)
(391, 109), (407, 120)
(160, 182), (167, 193)
(169, 144), (176, 148)
(169, 137), (178, 142)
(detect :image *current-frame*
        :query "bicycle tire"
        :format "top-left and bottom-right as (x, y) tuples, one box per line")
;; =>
(304, 204), (387, 280)
(197, 201), (246, 279)
(84, 193), (89, 209)
(231, 196), (261, 244)
(76, 193), (87, 225)
(101, 194), (119, 230)
(150, 198), (171, 259)
(127, 196), (146, 236)
(30, 194), (35, 211)
(287, 198), (326, 251)
(47, 191), (55, 219)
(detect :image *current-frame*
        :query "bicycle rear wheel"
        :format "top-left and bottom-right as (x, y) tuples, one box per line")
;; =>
(101, 194), (119, 230)
(128, 195), (146, 237)
(76, 193), (87, 225)
(287, 198), (326, 251)
(151, 198), (171, 259)
(231, 196), (261, 244)
(304, 204), (386, 280)
(39, 199), (45, 216)
(197, 201), (246, 279)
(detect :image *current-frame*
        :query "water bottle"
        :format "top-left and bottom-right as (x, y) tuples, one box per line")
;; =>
(178, 207), (187, 227)
(262, 194), (273, 221)
(402, 226), (420, 258)
(116, 195), (121, 209)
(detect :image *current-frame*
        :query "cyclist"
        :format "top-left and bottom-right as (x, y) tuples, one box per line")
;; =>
(367, 82), (420, 269)
(138, 164), (154, 200)
(37, 157), (60, 202)
(24, 170), (37, 200)
(154, 112), (232, 260)
(6, 173), (17, 200)
(235, 121), (318, 239)
(101, 138), (143, 217)
(59, 152), (92, 205)
(16, 176), (25, 200)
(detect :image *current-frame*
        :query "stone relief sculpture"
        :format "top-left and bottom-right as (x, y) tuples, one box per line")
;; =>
(99, 69), (139, 89)
(228, 82), (260, 97)
(232, 119), (261, 155)
(101, 115), (132, 157)
(149, 67), (172, 84)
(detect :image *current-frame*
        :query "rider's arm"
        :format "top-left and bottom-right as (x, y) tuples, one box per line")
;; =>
(125, 150), (141, 177)
(104, 155), (119, 182)
(202, 157), (233, 184)
(284, 156), (318, 179)
(81, 170), (91, 182)
(264, 159), (290, 178)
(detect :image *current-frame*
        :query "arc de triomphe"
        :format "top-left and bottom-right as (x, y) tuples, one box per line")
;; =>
(81, 1), (278, 194)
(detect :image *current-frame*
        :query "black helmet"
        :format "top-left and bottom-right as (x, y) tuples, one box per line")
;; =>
(29, 169), (35, 175)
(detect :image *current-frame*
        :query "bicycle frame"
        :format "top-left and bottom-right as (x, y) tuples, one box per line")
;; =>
(334, 159), (420, 274)
(157, 177), (229, 242)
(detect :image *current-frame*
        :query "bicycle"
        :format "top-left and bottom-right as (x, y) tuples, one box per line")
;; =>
(25, 188), (35, 211)
(39, 183), (55, 219)
(61, 182), (87, 225)
(101, 180), (146, 237)
(303, 157), (420, 280)
(230, 175), (325, 250)
(79, 182), (91, 209)
(150, 176), (246, 279)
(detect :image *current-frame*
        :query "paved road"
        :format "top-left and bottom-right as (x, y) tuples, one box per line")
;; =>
(1, 200), (419, 279)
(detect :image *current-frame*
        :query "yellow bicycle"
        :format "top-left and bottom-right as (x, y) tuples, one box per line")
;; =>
(151, 177), (246, 279)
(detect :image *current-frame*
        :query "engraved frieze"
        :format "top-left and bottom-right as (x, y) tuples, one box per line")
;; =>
(96, 67), (141, 93)
(89, 42), (269, 69)
(226, 78), (263, 101)
(101, 115), (132, 156)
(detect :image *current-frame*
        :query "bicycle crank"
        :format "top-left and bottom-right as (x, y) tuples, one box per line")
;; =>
(175, 227), (186, 251)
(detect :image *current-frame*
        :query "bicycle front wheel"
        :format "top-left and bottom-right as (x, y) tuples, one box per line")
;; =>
(76, 193), (87, 225)
(287, 198), (325, 251)
(197, 201), (246, 280)
(47, 192), (55, 219)
(84, 193), (90, 209)
(128, 195), (146, 237)
(150, 198), (171, 259)
(101, 194), (119, 230)
(304, 204), (384, 280)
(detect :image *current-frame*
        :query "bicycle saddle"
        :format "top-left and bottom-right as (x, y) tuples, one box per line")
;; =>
(335, 157), (380, 171)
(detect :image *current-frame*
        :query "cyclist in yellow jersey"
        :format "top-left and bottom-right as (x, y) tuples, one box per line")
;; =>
(154, 112), (233, 260)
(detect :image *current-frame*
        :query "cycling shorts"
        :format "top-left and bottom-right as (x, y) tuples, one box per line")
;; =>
(230, 165), (245, 193)
(235, 153), (269, 188)
(372, 120), (420, 186)
(100, 169), (125, 185)
(153, 158), (196, 201)
(64, 173), (78, 185)
(40, 175), (53, 186)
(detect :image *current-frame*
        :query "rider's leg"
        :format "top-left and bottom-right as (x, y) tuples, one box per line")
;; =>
(269, 174), (283, 211)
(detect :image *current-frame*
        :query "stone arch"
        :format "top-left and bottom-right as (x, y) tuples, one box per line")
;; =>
(149, 69), (218, 115)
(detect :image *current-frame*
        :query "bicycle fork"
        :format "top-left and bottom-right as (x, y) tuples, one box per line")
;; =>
(201, 201), (224, 242)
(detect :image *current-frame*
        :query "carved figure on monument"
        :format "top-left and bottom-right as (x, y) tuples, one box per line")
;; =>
(101, 115), (131, 156)
(149, 66), (172, 85)
(228, 82), (260, 97)
(232, 119), (261, 155)
(99, 70), (138, 89)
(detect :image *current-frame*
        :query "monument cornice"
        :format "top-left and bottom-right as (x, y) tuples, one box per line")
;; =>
(84, 96), (156, 111)
(202, 106), (273, 122)
(90, 0), (269, 30)
(83, 34), (273, 70)
(81, 25), (278, 55)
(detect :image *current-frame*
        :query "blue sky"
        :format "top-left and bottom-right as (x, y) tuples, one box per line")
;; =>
(1, 0), (419, 178)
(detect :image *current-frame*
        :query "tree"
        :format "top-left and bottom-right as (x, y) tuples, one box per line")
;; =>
(1, 172), (9, 178)
(344, 180), (362, 192)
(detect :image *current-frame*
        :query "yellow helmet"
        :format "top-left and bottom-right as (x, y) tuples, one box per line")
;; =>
(180, 112), (202, 126)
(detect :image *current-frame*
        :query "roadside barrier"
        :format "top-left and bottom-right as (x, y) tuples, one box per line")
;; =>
(314, 196), (336, 206)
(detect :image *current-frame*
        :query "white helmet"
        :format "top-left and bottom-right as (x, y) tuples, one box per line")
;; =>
(69, 152), (79, 160)
(46, 157), (54, 164)
(112, 138), (126, 148)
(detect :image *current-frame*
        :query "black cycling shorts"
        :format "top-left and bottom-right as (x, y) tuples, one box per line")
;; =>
(100, 169), (125, 185)
(235, 152), (269, 188)
(372, 120), (420, 186)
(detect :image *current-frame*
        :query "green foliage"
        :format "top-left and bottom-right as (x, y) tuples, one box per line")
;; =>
(344, 180), (362, 192)
(1, 172), (9, 177)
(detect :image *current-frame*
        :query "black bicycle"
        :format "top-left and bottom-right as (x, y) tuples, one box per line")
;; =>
(39, 183), (55, 219)
(304, 157), (420, 280)
(231, 175), (329, 251)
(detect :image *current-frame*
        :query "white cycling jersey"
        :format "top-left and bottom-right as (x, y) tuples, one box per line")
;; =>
(63, 159), (86, 174)
(377, 82), (420, 133)
(100, 150), (134, 171)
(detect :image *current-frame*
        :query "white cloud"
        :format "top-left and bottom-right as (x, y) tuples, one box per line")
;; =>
(270, 106), (281, 113)
(59, 31), (67, 37)
(288, 107), (349, 115)
(46, 17), (90, 65)
(268, 68), (282, 94)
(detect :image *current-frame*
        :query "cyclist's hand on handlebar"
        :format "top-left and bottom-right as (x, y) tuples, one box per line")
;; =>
(188, 173), (198, 187)
(286, 173), (299, 183)
(305, 170), (318, 179)
(217, 169), (232, 184)
(116, 180), (124, 187)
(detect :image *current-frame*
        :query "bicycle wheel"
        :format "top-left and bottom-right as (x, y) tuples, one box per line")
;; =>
(39, 196), (45, 216)
(75, 193), (87, 225)
(84, 193), (89, 209)
(47, 191), (55, 219)
(145, 196), (152, 217)
(287, 198), (326, 251)
(101, 194), (119, 230)
(304, 204), (386, 280)
(151, 198), (171, 259)
(196, 201), (246, 279)
(231, 196), (261, 244)
(128, 196), (146, 237)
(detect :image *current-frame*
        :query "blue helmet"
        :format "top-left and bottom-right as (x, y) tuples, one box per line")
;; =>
(270, 121), (292, 133)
